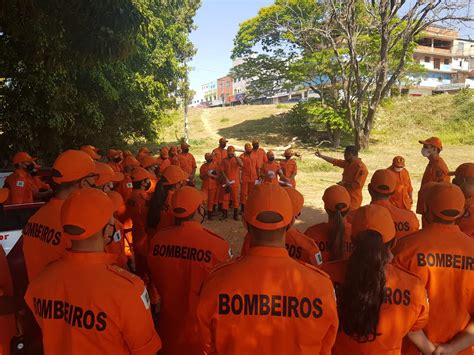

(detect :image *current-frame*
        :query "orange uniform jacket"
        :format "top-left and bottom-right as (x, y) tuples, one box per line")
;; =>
(240, 154), (258, 183)
(200, 162), (219, 191)
(115, 173), (134, 202)
(104, 219), (128, 269)
(250, 148), (267, 171)
(417, 156), (450, 214)
(372, 200), (419, 239)
(32, 176), (50, 192)
(107, 161), (123, 173)
(333, 159), (368, 210)
(126, 190), (150, 257)
(0, 245), (16, 355)
(157, 158), (171, 175)
(22, 198), (72, 281)
(25, 252), (161, 355)
(177, 153), (197, 176)
(388, 167), (413, 210)
(197, 246), (338, 355)
(394, 223), (474, 352)
(212, 147), (227, 165)
(261, 161), (281, 184)
(322, 261), (429, 355)
(305, 221), (354, 263)
(280, 159), (297, 187)
(5, 169), (35, 205)
(458, 199), (474, 238)
(221, 158), (241, 184)
(148, 221), (230, 355)
(241, 229), (323, 266)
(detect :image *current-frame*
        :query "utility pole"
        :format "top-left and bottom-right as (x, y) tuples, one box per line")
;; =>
(183, 62), (190, 144)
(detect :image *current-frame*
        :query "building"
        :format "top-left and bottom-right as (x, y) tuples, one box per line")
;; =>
(201, 81), (217, 104)
(231, 58), (248, 104)
(217, 76), (233, 106)
(409, 26), (474, 95)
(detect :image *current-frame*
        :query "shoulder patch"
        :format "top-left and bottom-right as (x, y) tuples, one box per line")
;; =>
(140, 287), (151, 310)
(126, 182), (133, 189)
(16, 180), (25, 187)
(315, 252), (323, 266)
(107, 264), (142, 285)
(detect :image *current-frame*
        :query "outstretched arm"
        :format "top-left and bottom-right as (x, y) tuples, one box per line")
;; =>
(315, 149), (337, 164)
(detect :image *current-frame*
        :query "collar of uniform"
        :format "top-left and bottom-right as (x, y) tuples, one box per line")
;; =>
(426, 222), (461, 233)
(64, 251), (118, 265)
(14, 168), (28, 178)
(247, 246), (289, 258)
(372, 199), (392, 207)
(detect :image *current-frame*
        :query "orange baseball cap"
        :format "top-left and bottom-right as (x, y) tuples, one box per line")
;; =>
(369, 169), (397, 194)
(392, 156), (405, 168)
(352, 204), (396, 243)
(122, 150), (133, 157)
(219, 138), (228, 144)
(418, 182), (439, 214)
(244, 143), (252, 153)
(12, 152), (36, 165)
(80, 146), (101, 160)
(449, 163), (474, 179)
(61, 189), (114, 240)
(52, 150), (96, 184)
(244, 183), (293, 230)
(130, 167), (151, 182)
(283, 187), (304, 217)
(138, 147), (151, 154)
(426, 183), (465, 221)
(419, 136), (442, 151)
(170, 186), (207, 218)
(122, 155), (140, 169)
(95, 162), (124, 186)
(283, 148), (294, 157)
(141, 155), (159, 169)
(107, 149), (122, 159)
(322, 185), (351, 212)
(0, 188), (9, 204)
(106, 191), (125, 214)
(162, 165), (188, 186)
(81, 145), (99, 152)
(227, 146), (235, 154)
(159, 147), (169, 159)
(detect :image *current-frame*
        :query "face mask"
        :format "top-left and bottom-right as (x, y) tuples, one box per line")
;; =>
(220, 144), (226, 149)
(206, 159), (213, 163)
(183, 149), (189, 154)
(25, 163), (35, 172)
(421, 147), (431, 158)
(113, 157), (122, 163)
(253, 144), (259, 149)
(268, 157), (275, 162)
(394, 167), (403, 172)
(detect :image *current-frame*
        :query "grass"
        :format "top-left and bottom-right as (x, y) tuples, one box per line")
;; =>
(220, 117), (230, 123)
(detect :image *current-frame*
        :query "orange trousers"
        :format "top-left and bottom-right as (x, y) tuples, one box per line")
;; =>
(240, 181), (255, 206)
(222, 184), (240, 209)
(203, 188), (217, 211)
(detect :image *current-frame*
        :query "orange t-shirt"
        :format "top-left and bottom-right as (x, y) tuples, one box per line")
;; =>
(417, 156), (450, 214)
(200, 162), (219, 190)
(458, 199), (473, 239)
(280, 159), (298, 187)
(0, 245), (16, 355)
(371, 200), (419, 239)
(250, 148), (267, 170)
(212, 147), (228, 165)
(322, 261), (429, 355)
(25, 252), (161, 355)
(32, 175), (50, 191)
(305, 221), (354, 262)
(170, 156), (181, 167)
(22, 198), (71, 281)
(5, 169), (35, 205)
(241, 229), (323, 266)
(148, 221), (230, 355)
(197, 246), (338, 355)
(177, 153), (197, 176)
(126, 190), (150, 257)
(394, 223), (474, 351)
(221, 157), (241, 183)
(388, 167), (413, 210)
(333, 159), (368, 210)
(239, 153), (258, 183)
(261, 161), (281, 184)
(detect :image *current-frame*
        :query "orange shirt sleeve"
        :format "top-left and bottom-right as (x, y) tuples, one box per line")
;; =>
(191, 155), (197, 170)
(197, 280), (217, 355)
(410, 288), (430, 332)
(332, 159), (347, 169)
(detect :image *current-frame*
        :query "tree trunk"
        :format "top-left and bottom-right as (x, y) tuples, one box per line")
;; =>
(332, 129), (341, 149)
(355, 128), (370, 150)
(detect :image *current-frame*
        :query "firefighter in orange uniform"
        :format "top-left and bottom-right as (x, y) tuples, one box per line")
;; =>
(169, 146), (181, 167)
(106, 149), (124, 173)
(148, 186), (231, 355)
(241, 187), (322, 266)
(261, 150), (283, 184)
(220, 146), (243, 221)
(115, 155), (140, 201)
(24, 188), (161, 354)
(315, 146), (369, 210)
(416, 136), (450, 214)
(280, 148), (298, 187)
(239, 143), (258, 214)
(136, 147), (151, 163)
(250, 139), (267, 177)
(305, 185), (353, 262)
(394, 183), (474, 355)
(369, 169), (419, 238)
(22, 150), (97, 281)
(141, 155), (160, 194)
(94, 162), (124, 193)
(197, 183), (338, 354)
(157, 147), (171, 175)
(452, 163), (474, 238)
(4, 152), (37, 205)
(105, 191), (129, 269)
(80, 145), (101, 161)
(322, 204), (432, 355)
(178, 142), (197, 186)
(212, 138), (228, 208)
(388, 156), (413, 210)
(30, 161), (53, 202)
(200, 153), (219, 220)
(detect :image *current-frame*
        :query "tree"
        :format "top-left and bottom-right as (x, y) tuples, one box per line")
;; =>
(232, 0), (472, 148)
(0, 0), (200, 163)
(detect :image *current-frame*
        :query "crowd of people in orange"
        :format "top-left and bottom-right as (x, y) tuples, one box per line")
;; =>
(0, 135), (473, 355)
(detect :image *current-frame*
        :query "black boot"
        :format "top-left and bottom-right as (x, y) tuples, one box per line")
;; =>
(233, 208), (240, 221)
(220, 209), (228, 220)
(240, 204), (245, 215)
(208, 210), (213, 220)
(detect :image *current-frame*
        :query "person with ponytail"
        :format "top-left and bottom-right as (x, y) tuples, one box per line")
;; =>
(323, 204), (433, 355)
(305, 185), (353, 262)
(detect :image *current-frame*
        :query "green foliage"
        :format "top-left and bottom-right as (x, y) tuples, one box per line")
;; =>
(0, 0), (200, 163)
(220, 117), (230, 123)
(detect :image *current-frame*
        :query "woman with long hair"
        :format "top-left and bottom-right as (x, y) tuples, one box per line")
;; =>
(305, 185), (353, 262)
(323, 204), (434, 354)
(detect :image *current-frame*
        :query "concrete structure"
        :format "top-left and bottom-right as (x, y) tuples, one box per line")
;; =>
(231, 58), (249, 104)
(201, 81), (217, 104)
(217, 76), (233, 106)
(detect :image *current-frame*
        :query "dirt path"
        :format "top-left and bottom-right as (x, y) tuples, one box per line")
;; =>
(200, 109), (220, 140)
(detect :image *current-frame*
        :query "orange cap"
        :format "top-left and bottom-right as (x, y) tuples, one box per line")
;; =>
(159, 147), (169, 159)
(181, 142), (190, 150)
(170, 186), (207, 218)
(138, 147), (151, 154)
(283, 187), (304, 217)
(141, 155), (159, 169)
(449, 163), (474, 179)
(284, 148), (294, 157)
(244, 143), (252, 153)
(122, 150), (133, 157)
(392, 156), (405, 168)
(52, 150), (96, 184)
(227, 146), (235, 154)
(219, 138), (228, 144)
(95, 162), (124, 186)
(426, 183), (465, 221)
(130, 167), (151, 182)
(322, 185), (351, 212)
(352, 204), (395, 243)
(123, 155), (140, 169)
(106, 191), (125, 213)
(12, 152), (36, 165)
(107, 149), (122, 159)
(0, 188), (9, 204)
(369, 169), (397, 194)
(61, 189), (114, 240)
(162, 165), (188, 186)
(244, 183), (293, 230)
(419, 136), (442, 150)
(80, 146), (101, 160)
